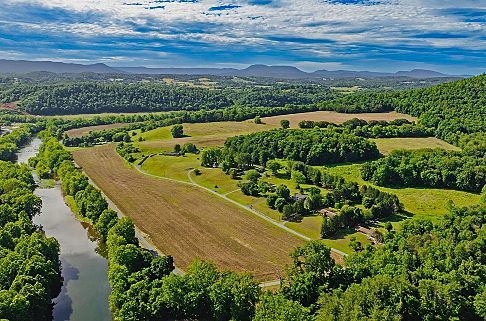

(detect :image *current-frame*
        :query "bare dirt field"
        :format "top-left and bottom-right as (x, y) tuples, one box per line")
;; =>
(262, 111), (417, 128)
(65, 123), (129, 138)
(73, 145), (305, 281)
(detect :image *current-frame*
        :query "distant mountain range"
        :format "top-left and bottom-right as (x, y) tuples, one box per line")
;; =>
(0, 59), (462, 79)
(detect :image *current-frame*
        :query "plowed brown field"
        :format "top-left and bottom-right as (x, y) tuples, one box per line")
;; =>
(73, 144), (304, 280)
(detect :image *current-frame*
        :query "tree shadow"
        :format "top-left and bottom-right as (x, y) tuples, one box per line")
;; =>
(52, 259), (80, 321)
(326, 227), (359, 240)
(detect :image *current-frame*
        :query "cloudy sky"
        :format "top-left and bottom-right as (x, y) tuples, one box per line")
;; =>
(1, 0), (485, 73)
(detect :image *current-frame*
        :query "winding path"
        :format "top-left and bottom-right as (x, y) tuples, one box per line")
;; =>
(133, 163), (348, 258)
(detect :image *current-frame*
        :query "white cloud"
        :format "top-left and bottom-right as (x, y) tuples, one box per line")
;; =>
(2, 0), (486, 71)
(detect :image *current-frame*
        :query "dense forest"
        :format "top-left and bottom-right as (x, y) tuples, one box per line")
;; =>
(0, 138), (61, 320)
(220, 128), (379, 167)
(361, 148), (486, 193)
(0, 70), (464, 116)
(1, 82), (337, 115)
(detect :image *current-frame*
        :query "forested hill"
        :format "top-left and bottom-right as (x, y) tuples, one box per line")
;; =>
(2, 82), (337, 115)
(320, 74), (486, 144)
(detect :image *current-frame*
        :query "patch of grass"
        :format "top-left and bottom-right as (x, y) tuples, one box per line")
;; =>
(38, 179), (55, 189)
(192, 168), (240, 194)
(372, 137), (461, 155)
(64, 146), (88, 152)
(137, 126), (173, 141)
(141, 154), (199, 182)
(326, 163), (481, 219)
(285, 215), (322, 240)
(321, 231), (371, 255)
(134, 121), (278, 153)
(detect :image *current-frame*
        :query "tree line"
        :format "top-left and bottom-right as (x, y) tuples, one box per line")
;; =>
(298, 118), (433, 139)
(318, 74), (486, 150)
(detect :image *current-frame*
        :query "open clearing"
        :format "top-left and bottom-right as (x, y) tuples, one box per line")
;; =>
(326, 164), (481, 219)
(65, 123), (130, 138)
(372, 137), (460, 155)
(262, 111), (417, 128)
(73, 144), (305, 281)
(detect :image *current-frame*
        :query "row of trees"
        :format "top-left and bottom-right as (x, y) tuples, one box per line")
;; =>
(298, 118), (433, 139)
(116, 143), (140, 163)
(362, 148), (486, 193)
(220, 128), (380, 167)
(0, 146), (62, 320)
(30, 134), (117, 240)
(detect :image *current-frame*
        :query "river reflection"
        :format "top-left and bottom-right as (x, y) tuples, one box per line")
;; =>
(17, 138), (111, 321)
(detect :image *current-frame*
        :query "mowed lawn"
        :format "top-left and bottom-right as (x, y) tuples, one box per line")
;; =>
(372, 137), (460, 155)
(73, 144), (304, 281)
(262, 111), (417, 128)
(65, 123), (130, 138)
(326, 164), (481, 218)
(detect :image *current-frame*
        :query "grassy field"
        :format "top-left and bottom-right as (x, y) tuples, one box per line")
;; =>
(372, 137), (460, 155)
(261, 111), (417, 128)
(134, 121), (277, 153)
(65, 123), (130, 138)
(73, 145), (305, 281)
(326, 163), (481, 219)
(140, 153), (200, 182)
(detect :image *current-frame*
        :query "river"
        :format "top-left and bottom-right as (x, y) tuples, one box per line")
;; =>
(16, 138), (112, 321)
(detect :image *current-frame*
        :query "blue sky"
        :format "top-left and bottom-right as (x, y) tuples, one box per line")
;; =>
(1, 0), (485, 74)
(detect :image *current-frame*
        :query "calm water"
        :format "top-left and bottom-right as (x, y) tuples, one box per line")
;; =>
(17, 138), (111, 321)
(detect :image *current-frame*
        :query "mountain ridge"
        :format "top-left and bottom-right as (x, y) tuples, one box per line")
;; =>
(0, 59), (463, 79)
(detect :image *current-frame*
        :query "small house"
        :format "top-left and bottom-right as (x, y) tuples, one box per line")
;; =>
(319, 208), (337, 218)
(292, 193), (308, 202)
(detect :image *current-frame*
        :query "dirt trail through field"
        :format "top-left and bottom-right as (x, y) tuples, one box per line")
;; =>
(73, 144), (305, 281)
